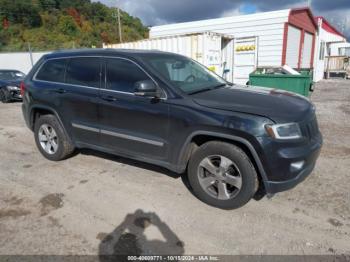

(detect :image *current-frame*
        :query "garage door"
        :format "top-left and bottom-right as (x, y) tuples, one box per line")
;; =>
(285, 25), (301, 68)
(301, 32), (313, 68)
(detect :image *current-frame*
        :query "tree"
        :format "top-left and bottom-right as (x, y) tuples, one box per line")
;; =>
(0, 0), (149, 51)
(37, 0), (57, 11)
(58, 15), (78, 36)
(0, 0), (42, 27)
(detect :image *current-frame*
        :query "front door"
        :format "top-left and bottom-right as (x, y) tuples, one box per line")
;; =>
(98, 57), (169, 161)
(62, 57), (101, 145)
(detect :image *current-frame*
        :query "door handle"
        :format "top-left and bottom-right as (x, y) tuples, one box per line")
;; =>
(101, 95), (117, 102)
(54, 88), (67, 94)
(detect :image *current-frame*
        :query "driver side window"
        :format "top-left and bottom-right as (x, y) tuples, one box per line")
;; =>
(106, 58), (151, 93)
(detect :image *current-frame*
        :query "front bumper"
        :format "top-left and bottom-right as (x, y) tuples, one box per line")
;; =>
(265, 154), (319, 194)
(261, 133), (323, 194)
(10, 90), (22, 101)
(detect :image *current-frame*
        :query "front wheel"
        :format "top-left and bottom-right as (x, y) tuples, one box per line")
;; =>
(0, 89), (9, 103)
(188, 141), (258, 209)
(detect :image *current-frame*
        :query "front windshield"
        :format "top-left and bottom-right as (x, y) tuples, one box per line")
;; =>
(0, 71), (25, 81)
(145, 55), (227, 94)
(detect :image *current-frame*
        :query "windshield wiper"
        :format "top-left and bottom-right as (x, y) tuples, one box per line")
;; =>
(188, 84), (227, 95)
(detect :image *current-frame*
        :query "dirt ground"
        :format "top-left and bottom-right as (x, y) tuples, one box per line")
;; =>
(0, 79), (349, 256)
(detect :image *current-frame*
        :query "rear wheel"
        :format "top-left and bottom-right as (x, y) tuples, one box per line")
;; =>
(188, 141), (258, 209)
(34, 115), (75, 161)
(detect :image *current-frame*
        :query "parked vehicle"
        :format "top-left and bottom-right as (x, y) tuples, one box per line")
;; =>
(21, 49), (323, 209)
(0, 70), (26, 103)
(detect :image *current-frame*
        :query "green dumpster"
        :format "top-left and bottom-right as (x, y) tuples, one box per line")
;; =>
(249, 68), (313, 97)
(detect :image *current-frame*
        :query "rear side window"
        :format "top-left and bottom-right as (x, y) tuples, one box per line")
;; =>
(35, 59), (67, 83)
(66, 57), (101, 88)
(106, 58), (150, 93)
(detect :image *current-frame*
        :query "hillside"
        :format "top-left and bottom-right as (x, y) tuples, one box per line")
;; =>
(0, 0), (149, 52)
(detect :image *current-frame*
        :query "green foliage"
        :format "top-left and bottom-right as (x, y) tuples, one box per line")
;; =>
(58, 15), (78, 36)
(0, 0), (149, 51)
(0, 0), (42, 27)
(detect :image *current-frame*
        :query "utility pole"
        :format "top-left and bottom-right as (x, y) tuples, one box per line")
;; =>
(117, 6), (123, 43)
(27, 42), (34, 67)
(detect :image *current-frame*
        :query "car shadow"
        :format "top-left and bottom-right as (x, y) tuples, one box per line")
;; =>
(79, 148), (183, 180)
(78, 148), (264, 204)
(98, 209), (185, 261)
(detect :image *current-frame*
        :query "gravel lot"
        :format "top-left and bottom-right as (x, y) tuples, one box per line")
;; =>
(0, 79), (349, 256)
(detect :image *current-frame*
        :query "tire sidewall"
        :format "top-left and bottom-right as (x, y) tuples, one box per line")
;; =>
(188, 142), (257, 209)
(34, 115), (66, 161)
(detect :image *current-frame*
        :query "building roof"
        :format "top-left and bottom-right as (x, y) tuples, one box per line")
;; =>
(315, 16), (345, 38)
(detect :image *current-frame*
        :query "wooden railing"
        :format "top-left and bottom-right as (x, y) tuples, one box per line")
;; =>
(325, 56), (349, 79)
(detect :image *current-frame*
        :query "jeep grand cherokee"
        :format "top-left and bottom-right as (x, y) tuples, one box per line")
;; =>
(21, 49), (322, 209)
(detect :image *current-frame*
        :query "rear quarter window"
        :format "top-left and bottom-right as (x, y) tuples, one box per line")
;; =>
(35, 59), (67, 83)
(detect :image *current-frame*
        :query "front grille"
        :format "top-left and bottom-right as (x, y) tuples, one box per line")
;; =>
(301, 118), (319, 139)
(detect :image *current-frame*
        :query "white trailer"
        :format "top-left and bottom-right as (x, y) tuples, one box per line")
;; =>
(329, 42), (350, 56)
(104, 32), (235, 81)
(313, 17), (347, 81)
(150, 8), (317, 84)
(0, 51), (49, 74)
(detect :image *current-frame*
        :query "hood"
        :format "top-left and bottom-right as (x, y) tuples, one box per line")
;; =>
(191, 85), (313, 123)
(0, 79), (22, 87)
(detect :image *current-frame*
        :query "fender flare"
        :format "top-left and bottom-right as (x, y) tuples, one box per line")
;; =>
(178, 131), (270, 190)
(29, 105), (73, 142)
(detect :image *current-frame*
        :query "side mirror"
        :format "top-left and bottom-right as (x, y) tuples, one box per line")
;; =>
(134, 80), (159, 98)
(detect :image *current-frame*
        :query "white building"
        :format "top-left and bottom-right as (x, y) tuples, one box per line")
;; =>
(104, 32), (234, 79)
(313, 16), (347, 81)
(150, 8), (317, 84)
(329, 42), (350, 56)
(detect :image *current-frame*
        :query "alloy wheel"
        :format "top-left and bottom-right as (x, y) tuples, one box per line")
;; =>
(197, 155), (242, 200)
(38, 124), (59, 155)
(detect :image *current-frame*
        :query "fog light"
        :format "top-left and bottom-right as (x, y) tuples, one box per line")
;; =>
(290, 161), (305, 172)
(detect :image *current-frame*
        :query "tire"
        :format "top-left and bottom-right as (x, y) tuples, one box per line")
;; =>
(34, 115), (75, 161)
(188, 141), (258, 209)
(0, 89), (9, 103)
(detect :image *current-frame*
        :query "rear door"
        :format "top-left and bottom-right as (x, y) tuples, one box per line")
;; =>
(98, 57), (169, 160)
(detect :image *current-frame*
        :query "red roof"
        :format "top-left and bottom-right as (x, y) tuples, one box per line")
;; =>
(288, 7), (318, 34)
(314, 16), (345, 38)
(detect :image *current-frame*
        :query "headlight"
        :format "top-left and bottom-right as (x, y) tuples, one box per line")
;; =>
(265, 123), (302, 140)
(7, 85), (19, 91)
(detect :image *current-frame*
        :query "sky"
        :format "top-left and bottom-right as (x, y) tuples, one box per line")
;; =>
(97, 0), (350, 40)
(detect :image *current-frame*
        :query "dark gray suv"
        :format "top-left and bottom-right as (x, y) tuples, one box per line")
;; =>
(21, 49), (322, 209)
